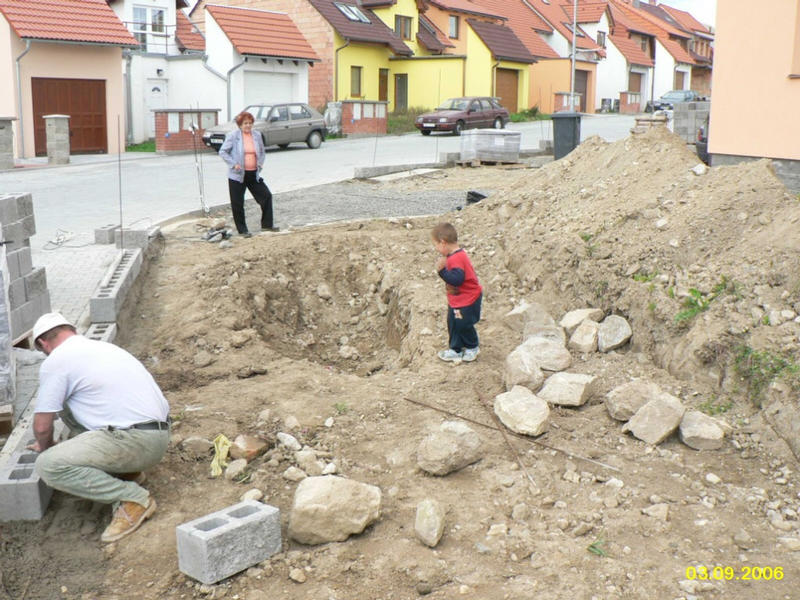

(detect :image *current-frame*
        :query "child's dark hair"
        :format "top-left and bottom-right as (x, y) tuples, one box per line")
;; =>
(432, 222), (458, 244)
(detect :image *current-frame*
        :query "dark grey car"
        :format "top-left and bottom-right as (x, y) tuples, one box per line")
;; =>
(202, 103), (327, 152)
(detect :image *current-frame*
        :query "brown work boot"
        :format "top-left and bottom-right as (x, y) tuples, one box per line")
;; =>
(100, 498), (157, 543)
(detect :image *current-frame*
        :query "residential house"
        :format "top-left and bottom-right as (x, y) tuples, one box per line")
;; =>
(708, 0), (800, 191)
(0, 0), (137, 158)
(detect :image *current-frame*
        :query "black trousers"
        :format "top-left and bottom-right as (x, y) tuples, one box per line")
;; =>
(228, 170), (273, 234)
(447, 293), (482, 352)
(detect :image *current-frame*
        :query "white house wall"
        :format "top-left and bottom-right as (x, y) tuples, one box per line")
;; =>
(653, 41), (676, 99)
(597, 40), (628, 108)
(110, 0), (179, 55)
(168, 56), (226, 114)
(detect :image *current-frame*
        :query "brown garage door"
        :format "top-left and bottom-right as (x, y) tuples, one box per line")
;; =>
(32, 78), (107, 156)
(496, 68), (518, 113)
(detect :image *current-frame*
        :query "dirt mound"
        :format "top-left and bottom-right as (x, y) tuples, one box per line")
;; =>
(6, 127), (800, 600)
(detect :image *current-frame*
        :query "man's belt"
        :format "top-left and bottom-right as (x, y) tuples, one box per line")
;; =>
(106, 419), (171, 431)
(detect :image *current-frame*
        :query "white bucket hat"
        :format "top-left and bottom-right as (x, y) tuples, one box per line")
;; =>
(32, 312), (73, 344)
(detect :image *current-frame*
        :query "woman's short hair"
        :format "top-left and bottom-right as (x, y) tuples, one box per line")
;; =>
(235, 111), (255, 126)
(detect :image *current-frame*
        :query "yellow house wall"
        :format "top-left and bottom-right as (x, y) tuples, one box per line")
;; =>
(464, 27), (492, 96)
(390, 57), (464, 109)
(371, 0), (423, 56)
(709, 0), (800, 160)
(334, 33), (391, 101)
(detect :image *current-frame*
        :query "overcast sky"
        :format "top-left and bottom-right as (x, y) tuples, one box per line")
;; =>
(661, 0), (717, 28)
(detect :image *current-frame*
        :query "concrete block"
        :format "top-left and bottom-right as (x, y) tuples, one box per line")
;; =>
(9, 307), (23, 340)
(19, 215), (36, 238)
(95, 224), (120, 245)
(5, 236), (29, 253)
(0, 451), (54, 521)
(115, 226), (160, 250)
(5, 249), (21, 280)
(176, 500), (281, 584)
(1, 221), (23, 248)
(0, 195), (19, 223)
(8, 276), (26, 308)
(12, 418), (68, 455)
(0, 404), (12, 434)
(14, 193), (33, 219)
(13, 246), (32, 276)
(85, 322), (117, 344)
(23, 267), (47, 298)
(89, 249), (142, 323)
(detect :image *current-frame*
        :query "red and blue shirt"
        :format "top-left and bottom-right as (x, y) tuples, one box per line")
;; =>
(438, 248), (482, 308)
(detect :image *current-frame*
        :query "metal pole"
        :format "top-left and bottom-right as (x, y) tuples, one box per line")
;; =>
(570, 0), (577, 111)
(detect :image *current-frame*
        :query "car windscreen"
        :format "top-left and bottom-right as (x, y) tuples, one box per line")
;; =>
(436, 99), (468, 111)
(661, 92), (685, 100)
(242, 105), (272, 120)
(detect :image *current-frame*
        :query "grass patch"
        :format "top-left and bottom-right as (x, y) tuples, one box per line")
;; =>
(509, 106), (551, 122)
(125, 140), (155, 152)
(697, 398), (733, 416)
(387, 107), (428, 135)
(734, 346), (800, 406)
(334, 402), (349, 415)
(674, 276), (740, 323)
(633, 271), (658, 283)
(587, 536), (607, 557)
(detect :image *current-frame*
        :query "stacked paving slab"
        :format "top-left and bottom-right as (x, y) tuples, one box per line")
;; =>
(673, 101), (710, 144)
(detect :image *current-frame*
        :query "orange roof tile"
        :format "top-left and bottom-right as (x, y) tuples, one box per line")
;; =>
(660, 4), (711, 35)
(561, 1), (609, 24)
(609, 0), (694, 64)
(471, 0), (559, 59)
(608, 31), (653, 66)
(175, 10), (205, 52)
(206, 4), (318, 60)
(525, 0), (604, 52)
(467, 18), (536, 63)
(0, 0), (137, 46)
(428, 0), (502, 19)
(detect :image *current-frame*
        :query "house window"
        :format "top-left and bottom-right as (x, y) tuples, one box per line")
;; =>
(132, 5), (165, 51)
(351, 66), (362, 97)
(597, 31), (606, 47)
(640, 37), (647, 52)
(395, 15), (412, 40)
(449, 15), (459, 39)
(335, 2), (370, 23)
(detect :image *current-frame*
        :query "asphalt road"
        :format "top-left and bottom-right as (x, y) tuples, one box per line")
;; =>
(0, 114), (635, 261)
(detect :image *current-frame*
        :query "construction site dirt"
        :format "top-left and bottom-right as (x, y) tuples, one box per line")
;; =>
(3, 127), (800, 600)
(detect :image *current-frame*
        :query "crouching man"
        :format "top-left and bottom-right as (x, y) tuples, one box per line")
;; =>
(30, 313), (170, 543)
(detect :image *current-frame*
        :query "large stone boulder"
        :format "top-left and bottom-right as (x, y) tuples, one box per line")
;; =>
(288, 476), (381, 544)
(417, 421), (483, 476)
(622, 393), (685, 445)
(518, 337), (572, 372)
(538, 372), (597, 407)
(605, 380), (663, 421)
(504, 345), (545, 391)
(522, 324), (566, 345)
(568, 320), (599, 353)
(679, 410), (725, 450)
(597, 315), (632, 352)
(503, 300), (555, 332)
(494, 385), (550, 436)
(559, 308), (604, 336)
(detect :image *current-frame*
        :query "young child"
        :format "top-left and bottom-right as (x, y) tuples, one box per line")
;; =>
(431, 222), (483, 362)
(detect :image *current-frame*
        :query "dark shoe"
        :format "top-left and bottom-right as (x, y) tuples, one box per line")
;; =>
(261, 226), (280, 232)
(100, 498), (156, 543)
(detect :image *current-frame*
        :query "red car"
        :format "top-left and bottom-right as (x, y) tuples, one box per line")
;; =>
(415, 97), (510, 135)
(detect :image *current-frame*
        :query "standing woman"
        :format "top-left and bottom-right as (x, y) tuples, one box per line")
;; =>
(218, 111), (277, 237)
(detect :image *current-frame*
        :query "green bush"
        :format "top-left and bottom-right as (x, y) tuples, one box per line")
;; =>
(387, 106), (428, 135)
(510, 105), (550, 122)
(125, 140), (155, 152)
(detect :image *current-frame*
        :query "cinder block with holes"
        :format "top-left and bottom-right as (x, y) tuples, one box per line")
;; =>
(94, 224), (119, 245)
(89, 249), (143, 323)
(0, 404), (12, 434)
(0, 451), (53, 521)
(85, 322), (117, 344)
(176, 500), (281, 584)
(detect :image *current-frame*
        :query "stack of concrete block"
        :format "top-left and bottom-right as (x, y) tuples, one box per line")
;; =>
(672, 101), (710, 144)
(0, 193), (51, 341)
(460, 129), (521, 163)
(0, 451), (53, 521)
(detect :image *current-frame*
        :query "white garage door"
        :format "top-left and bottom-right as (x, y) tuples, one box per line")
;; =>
(243, 71), (295, 106)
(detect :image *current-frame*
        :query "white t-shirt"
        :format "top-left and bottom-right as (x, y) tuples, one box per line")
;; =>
(35, 335), (169, 431)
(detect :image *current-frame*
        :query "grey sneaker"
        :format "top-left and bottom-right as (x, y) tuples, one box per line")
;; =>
(437, 349), (463, 362)
(462, 347), (480, 362)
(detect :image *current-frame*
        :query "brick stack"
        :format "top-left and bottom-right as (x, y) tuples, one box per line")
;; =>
(0, 193), (51, 342)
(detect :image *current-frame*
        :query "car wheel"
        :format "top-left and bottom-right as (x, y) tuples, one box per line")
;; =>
(306, 130), (323, 149)
(421, 130), (431, 136)
(493, 117), (504, 129)
(454, 121), (465, 136)
(278, 143), (289, 149)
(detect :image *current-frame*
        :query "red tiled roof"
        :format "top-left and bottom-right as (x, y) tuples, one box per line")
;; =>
(467, 18), (535, 64)
(660, 4), (711, 36)
(561, 1), (608, 24)
(0, 0), (137, 46)
(175, 10), (205, 52)
(525, 0), (604, 52)
(417, 14), (453, 52)
(608, 1), (658, 36)
(471, 0), (559, 59)
(206, 4), (318, 60)
(429, 0), (502, 19)
(308, 0), (412, 55)
(608, 31), (653, 66)
(609, 0), (694, 64)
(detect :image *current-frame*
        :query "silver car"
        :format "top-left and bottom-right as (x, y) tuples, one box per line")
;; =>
(202, 103), (327, 152)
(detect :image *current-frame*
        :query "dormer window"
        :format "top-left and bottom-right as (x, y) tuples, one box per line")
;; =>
(449, 15), (459, 39)
(335, 2), (370, 23)
(564, 23), (585, 37)
(132, 5), (166, 51)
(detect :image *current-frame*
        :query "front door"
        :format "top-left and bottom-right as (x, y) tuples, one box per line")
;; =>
(394, 74), (408, 112)
(495, 68), (518, 113)
(145, 78), (168, 139)
(31, 77), (107, 155)
(379, 69), (388, 102)
(575, 70), (589, 112)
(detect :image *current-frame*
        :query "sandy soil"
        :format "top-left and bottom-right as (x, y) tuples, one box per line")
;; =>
(3, 128), (800, 600)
